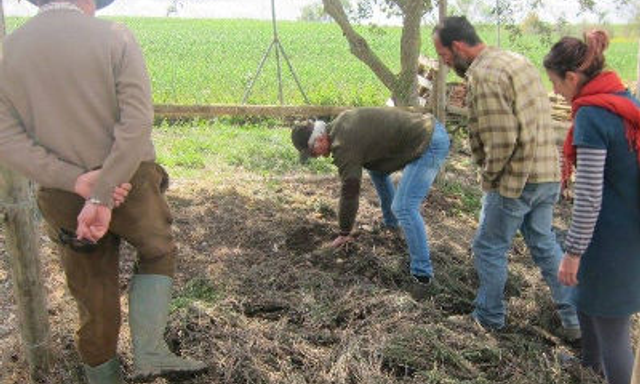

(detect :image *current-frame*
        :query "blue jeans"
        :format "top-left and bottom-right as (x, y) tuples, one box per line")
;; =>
(472, 182), (578, 329)
(368, 122), (450, 278)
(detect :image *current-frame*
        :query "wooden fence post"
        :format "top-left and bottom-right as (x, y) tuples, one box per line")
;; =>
(0, 2), (52, 382)
(433, 0), (448, 125)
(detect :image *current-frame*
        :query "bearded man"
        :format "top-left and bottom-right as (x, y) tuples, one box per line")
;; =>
(432, 16), (580, 340)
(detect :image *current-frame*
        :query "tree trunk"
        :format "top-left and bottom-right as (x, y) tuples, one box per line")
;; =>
(0, 2), (52, 381)
(396, 0), (425, 106)
(322, 0), (428, 107)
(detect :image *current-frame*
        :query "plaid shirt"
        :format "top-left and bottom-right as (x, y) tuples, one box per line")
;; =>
(466, 47), (560, 198)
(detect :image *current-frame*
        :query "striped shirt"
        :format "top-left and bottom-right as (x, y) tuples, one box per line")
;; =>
(564, 147), (606, 256)
(466, 47), (560, 198)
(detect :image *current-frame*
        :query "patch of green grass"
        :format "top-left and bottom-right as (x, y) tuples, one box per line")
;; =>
(157, 136), (210, 168)
(440, 181), (482, 216)
(171, 277), (221, 311)
(153, 118), (335, 178)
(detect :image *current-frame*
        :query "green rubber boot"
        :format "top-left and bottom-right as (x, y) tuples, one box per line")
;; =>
(83, 358), (124, 384)
(129, 275), (207, 382)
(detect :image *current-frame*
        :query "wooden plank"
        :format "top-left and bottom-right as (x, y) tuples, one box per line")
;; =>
(154, 100), (569, 122)
(154, 104), (436, 119)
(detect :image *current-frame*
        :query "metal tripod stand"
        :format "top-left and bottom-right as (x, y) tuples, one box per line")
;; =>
(241, 0), (309, 105)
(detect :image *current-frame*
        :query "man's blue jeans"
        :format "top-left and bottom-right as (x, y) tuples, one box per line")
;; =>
(472, 182), (578, 329)
(368, 122), (450, 278)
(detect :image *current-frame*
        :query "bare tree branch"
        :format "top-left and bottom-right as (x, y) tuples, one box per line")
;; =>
(322, 0), (397, 92)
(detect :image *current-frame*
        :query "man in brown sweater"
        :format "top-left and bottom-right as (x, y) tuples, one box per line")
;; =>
(292, 107), (450, 285)
(0, 0), (206, 382)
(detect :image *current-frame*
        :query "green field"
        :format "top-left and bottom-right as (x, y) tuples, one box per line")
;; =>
(6, 17), (639, 106)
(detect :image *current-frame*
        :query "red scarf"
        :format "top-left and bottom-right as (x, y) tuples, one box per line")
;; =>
(562, 71), (640, 185)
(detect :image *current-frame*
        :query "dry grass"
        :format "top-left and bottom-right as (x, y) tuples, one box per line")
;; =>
(0, 148), (610, 384)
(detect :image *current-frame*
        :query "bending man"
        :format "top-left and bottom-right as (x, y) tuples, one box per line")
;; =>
(292, 107), (450, 285)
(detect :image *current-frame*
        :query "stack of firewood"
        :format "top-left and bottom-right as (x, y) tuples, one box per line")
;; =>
(549, 93), (571, 121)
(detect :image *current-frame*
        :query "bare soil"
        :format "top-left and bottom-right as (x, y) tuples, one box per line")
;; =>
(0, 146), (608, 384)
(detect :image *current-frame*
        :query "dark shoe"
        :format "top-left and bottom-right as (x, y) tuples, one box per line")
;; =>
(411, 274), (432, 286)
(406, 274), (433, 300)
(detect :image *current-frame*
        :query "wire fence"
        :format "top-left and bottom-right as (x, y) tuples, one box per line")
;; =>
(6, 13), (639, 108)
(126, 16), (401, 107)
(5, 7), (606, 186)
(7, 0), (640, 108)
(1, 9), (634, 184)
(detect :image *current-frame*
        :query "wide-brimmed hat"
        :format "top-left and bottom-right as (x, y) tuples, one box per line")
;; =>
(27, 0), (116, 10)
(291, 121), (315, 163)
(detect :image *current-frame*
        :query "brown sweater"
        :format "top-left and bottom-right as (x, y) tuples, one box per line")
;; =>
(0, 8), (155, 207)
(329, 107), (435, 234)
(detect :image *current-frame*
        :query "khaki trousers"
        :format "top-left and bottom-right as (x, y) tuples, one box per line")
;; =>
(37, 162), (176, 367)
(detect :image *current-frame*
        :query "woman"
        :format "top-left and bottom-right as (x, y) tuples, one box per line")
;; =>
(544, 30), (640, 384)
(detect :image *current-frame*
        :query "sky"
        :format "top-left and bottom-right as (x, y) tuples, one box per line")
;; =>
(2, 0), (633, 23)
(4, 0), (318, 19)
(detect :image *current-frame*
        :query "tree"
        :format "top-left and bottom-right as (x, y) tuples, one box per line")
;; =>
(300, 2), (329, 22)
(320, 0), (639, 106)
(448, 0), (492, 22)
(166, 0), (183, 17)
(322, 0), (432, 106)
(450, 0), (474, 17)
(300, 0), (352, 22)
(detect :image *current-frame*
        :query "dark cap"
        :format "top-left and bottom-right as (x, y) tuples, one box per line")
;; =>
(291, 121), (314, 163)
(27, 0), (116, 10)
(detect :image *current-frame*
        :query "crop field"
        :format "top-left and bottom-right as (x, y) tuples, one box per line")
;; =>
(6, 17), (639, 106)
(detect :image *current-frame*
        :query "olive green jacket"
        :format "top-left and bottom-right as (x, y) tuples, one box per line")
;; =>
(329, 107), (435, 234)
